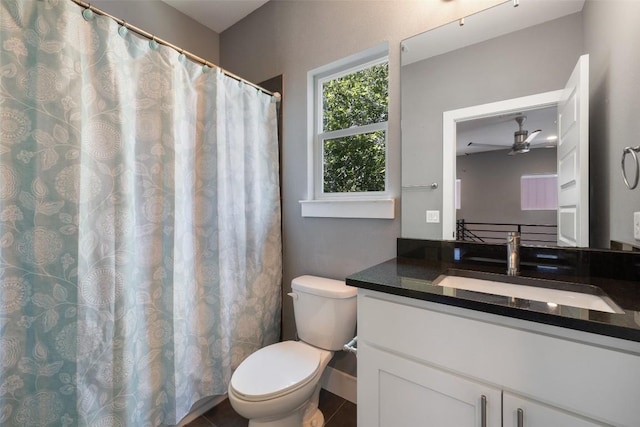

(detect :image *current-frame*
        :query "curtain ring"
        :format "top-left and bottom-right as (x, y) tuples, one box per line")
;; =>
(178, 49), (186, 63)
(622, 146), (640, 190)
(82, 4), (95, 20)
(149, 36), (159, 50)
(118, 21), (129, 37)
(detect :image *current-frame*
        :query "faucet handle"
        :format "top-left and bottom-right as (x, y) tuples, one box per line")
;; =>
(507, 231), (520, 276)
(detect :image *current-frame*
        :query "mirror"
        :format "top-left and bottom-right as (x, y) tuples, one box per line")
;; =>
(401, 0), (640, 250)
(455, 105), (559, 246)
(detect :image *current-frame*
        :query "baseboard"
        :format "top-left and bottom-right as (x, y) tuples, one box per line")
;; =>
(176, 394), (227, 427)
(321, 366), (357, 404)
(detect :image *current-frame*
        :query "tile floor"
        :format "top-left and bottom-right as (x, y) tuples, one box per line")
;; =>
(186, 389), (356, 427)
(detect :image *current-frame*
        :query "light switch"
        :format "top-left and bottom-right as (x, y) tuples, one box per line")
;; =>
(634, 212), (640, 240)
(426, 210), (440, 223)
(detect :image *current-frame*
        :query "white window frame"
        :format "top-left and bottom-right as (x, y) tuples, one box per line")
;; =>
(300, 43), (395, 219)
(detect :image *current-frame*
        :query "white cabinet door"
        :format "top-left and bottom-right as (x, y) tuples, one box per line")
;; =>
(503, 392), (609, 427)
(358, 341), (501, 427)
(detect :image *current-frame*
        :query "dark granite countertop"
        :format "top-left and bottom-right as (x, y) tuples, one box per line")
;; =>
(347, 255), (640, 343)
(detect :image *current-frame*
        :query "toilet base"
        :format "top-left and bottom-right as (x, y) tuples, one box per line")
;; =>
(247, 409), (304, 427)
(245, 399), (325, 427)
(303, 406), (324, 427)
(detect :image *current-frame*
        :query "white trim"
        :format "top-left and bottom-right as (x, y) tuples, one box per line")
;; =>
(305, 42), (391, 217)
(308, 42), (389, 85)
(442, 90), (563, 240)
(318, 55), (389, 91)
(300, 198), (395, 219)
(307, 61), (316, 205)
(315, 65), (389, 199)
(320, 122), (386, 141)
(321, 366), (357, 404)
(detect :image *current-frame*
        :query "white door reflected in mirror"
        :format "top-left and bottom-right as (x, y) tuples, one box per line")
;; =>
(442, 55), (589, 247)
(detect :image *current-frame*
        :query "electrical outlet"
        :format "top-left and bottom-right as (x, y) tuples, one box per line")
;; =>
(426, 210), (440, 223)
(634, 212), (640, 240)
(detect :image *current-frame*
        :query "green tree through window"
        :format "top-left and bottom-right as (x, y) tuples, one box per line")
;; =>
(320, 61), (388, 193)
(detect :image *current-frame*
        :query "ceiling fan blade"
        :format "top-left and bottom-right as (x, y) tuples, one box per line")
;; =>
(508, 146), (531, 155)
(467, 142), (511, 148)
(530, 142), (557, 149)
(524, 129), (542, 144)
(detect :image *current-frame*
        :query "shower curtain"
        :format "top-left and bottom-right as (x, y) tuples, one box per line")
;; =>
(0, 1), (282, 426)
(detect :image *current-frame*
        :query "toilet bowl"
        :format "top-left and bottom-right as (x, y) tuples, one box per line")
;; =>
(228, 275), (357, 427)
(228, 341), (332, 427)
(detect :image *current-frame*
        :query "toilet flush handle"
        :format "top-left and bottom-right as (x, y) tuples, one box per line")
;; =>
(287, 292), (298, 300)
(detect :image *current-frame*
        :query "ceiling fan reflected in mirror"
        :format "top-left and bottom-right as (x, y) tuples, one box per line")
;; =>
(467, 115), (550, 155)
(509, 115), (541, 155)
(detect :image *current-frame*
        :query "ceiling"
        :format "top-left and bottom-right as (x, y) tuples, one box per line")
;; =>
(162, 0), (270, 33)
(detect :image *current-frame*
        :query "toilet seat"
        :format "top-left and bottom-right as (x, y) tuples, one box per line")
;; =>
(230, 341), (321, 402)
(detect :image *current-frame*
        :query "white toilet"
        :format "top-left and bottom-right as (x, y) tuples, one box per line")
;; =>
(228, 275), (357, 427)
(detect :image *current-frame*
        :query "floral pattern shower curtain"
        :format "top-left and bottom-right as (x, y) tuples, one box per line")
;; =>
(0, 0), (282, 425)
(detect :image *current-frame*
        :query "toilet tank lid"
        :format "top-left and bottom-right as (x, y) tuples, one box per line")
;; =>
(291, 275), (357, 299)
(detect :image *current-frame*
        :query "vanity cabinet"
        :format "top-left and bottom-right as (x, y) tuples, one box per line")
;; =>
(359, 340), (501, 426)
(357, 289), (640, 427)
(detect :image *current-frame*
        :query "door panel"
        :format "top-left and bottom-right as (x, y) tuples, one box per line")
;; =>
(557, 54), (589, 247)
(358, 341), (501, 427)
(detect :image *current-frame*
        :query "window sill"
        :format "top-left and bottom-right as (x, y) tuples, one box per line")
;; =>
(299, 198), (395, 219)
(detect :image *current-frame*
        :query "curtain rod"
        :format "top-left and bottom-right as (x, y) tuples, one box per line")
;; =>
(69, 0), (279, 100)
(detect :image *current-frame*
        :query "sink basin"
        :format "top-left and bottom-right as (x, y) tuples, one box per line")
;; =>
(433, 269), (623, 314)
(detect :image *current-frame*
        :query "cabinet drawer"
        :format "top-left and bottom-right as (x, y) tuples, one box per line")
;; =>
(358, 290), (640, 426)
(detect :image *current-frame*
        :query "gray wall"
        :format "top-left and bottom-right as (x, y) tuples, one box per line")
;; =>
(457, 149), (557, 225)
(584, 1), (640, 248)
(219, 0), (501, 375)
(401, 13), (583, 239)
(91, 0), (220, 62)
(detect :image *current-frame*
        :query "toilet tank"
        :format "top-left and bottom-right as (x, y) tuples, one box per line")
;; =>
(290, 275), (357, 351)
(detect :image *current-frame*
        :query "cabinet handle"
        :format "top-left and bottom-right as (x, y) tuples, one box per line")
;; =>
(517, 408), (524, 427)
(480, 395), (487, 427)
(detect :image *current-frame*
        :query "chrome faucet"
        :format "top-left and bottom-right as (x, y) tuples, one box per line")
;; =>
(507, 231), (520, 276)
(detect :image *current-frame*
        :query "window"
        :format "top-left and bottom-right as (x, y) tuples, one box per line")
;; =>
(320, 59), (388, 194)
(301, 43), (394, 218)
(521, 174), (558, 210)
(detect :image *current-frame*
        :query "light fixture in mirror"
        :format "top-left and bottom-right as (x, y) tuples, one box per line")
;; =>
(400, 0), (640, 250)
